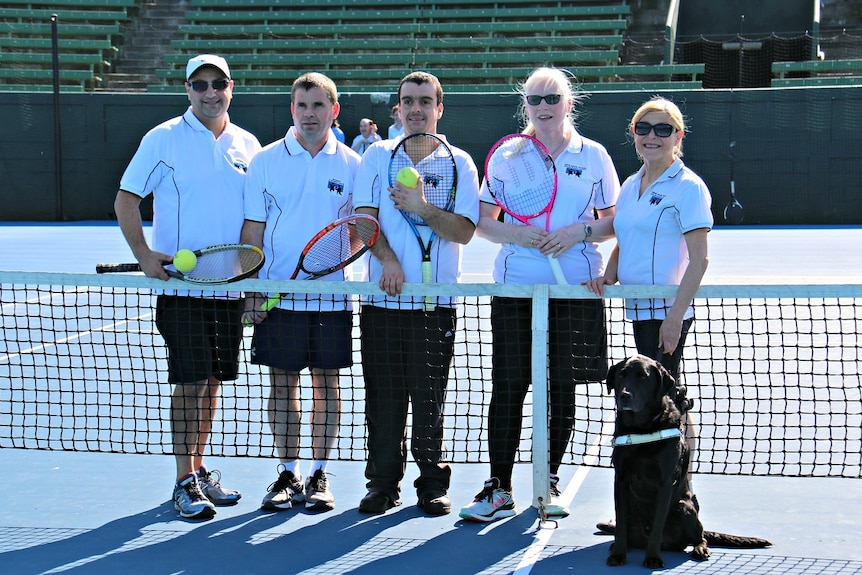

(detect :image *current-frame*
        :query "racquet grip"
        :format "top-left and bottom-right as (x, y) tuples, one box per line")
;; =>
(547, 255), (568, 285)
(260, 294), (282, 312)
(421, 261), (434, 311)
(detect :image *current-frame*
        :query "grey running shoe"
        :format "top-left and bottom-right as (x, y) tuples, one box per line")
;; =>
(198, 468), (242, 506)
(261, 464), (305, 511)
(458, 477), (516, 523)
(173, 474), (216, 519)
(305, 469), (335, 511)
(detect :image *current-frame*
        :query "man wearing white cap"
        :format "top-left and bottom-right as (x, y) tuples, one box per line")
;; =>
(113, 54), (261, 519)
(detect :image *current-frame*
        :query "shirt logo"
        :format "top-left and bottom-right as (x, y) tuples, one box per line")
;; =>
(328, 179), (345, 195)
(564, 165), (584, 177)
(649, 193), (665, 205)
(424, 173), (443, 188)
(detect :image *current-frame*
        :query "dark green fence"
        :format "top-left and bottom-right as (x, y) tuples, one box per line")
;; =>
(1, 87), (860, 225)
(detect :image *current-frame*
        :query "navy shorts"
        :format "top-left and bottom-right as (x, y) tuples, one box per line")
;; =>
(250, 308), (353, 371)
(155, 295), (244, 384)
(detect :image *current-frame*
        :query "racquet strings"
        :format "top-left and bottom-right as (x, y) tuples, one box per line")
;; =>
(487, 136), (555, 219)
(390, 135), (456, 225)
(301, 218), (377, 276)
(185, 247), (263, 281)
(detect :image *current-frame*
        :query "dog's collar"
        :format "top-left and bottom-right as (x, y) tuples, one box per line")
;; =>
(613, 428), (681, 447)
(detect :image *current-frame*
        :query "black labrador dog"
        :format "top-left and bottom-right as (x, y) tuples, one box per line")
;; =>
(605, 355), (771, 568)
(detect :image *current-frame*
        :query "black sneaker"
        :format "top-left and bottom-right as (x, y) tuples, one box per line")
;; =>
(359, 490), (400, 514)
(418, 490), (451, 515)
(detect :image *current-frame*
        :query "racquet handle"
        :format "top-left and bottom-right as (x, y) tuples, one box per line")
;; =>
(421, 261), (434, 311)
(547, 255), (568, 285)
(261, 293), (282, 312)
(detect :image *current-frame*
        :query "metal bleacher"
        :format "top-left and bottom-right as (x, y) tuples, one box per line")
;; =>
(0, 0), (133, 92)
(153, 0), (704, 93)
(771, 58), (862, 87)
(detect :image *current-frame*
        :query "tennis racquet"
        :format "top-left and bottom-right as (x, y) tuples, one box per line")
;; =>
(260, 213), (380, 312)
(724, 140), (744, 224)
(388, 132), (458, 311)
(96, 243), (265, 284)
(485, 133), (567, 285)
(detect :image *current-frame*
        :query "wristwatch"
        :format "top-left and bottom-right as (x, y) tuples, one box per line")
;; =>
(584, 223), (593, 239)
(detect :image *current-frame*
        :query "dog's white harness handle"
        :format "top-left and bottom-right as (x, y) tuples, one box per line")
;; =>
(613, 428), (682, 447)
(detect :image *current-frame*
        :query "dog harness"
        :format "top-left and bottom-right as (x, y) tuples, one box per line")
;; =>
(612, 428), (681, 447)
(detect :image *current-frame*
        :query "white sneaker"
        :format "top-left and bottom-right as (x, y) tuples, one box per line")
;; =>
(261, 464), (305, 511)
(458, 477), (516, 523)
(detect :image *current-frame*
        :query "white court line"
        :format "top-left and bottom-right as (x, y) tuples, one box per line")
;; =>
(0, 288), (152, 362)
(512, 418), (615, 575)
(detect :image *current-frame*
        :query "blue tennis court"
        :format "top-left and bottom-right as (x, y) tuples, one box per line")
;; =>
(1, 222), (861, 575)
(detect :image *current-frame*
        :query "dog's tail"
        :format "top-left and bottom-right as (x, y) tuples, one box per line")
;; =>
(704, 531), (772, 548)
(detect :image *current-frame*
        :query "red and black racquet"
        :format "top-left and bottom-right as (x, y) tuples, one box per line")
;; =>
(260, 213), (380, 311)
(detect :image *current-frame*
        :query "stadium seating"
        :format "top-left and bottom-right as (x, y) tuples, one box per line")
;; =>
(0, 0), (706, 93)
(772, 58), (862, 86)
(0, 1), (131, 91)
(155, 0), (672, 92)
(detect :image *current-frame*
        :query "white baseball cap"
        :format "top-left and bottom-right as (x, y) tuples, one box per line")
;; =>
(186, 54), (231, 80)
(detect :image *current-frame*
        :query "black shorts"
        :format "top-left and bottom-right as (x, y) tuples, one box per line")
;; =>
(250, 308), (353, 371)
(491, 296), (609, 383)
(155, 295), (244, 384)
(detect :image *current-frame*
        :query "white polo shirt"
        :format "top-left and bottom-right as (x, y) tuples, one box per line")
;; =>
(120, 107), (261, 297)
(353, 134), (480, 309)
(480, 130), (620, 285)
(614, 158), (713, 320)
(243, 127), (361, 312)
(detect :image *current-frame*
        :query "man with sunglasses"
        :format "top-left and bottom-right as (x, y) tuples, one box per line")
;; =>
(114, 54), (261, 519)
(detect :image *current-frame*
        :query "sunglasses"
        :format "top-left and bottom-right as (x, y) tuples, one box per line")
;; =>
(633, 121), (676, 138)
(525, 94), (561, 106)
(188, 78), (230, 93)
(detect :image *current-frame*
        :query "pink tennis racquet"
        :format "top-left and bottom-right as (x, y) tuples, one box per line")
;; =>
(485, 133), (567, 285)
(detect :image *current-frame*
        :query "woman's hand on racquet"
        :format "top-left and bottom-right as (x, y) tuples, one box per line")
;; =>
(535, 223), (580, 258)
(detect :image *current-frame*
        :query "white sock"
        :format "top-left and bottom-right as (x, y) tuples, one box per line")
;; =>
(281, 460), (300, 478)
(308, 460), (327, 477)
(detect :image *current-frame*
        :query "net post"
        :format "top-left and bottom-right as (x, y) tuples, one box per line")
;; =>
(530, 283), (551, 510)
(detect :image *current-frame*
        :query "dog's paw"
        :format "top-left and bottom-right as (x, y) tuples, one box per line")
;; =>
(691, 543), (711, 561)
(606, 554), (627, 567)
(643, 555), (665, 569)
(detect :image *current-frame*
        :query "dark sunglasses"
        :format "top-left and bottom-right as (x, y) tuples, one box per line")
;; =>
(188, 78), (230, 93)
(525, 94), (561, 106)
(634, 121), (676, 138)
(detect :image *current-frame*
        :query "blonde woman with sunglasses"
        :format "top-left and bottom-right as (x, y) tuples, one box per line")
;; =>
(586, 96), (712, 502)
(460, 67), (620, 523)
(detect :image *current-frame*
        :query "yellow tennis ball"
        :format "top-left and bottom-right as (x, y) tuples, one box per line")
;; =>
(173, 249), (197, 273)
(396, 167), (420, 188)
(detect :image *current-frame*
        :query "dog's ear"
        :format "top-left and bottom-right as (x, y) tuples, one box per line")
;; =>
(654, 361), (676, 400)
(605, 361), (622, 394)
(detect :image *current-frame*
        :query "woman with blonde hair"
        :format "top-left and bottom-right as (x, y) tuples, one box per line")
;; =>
(586, 96), (712, 503)
(459, 67), (620, 523)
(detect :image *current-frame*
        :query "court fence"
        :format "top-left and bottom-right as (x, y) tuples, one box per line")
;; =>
(1, 273), (860, 507)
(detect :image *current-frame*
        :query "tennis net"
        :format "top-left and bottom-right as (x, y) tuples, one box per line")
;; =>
(1, 272), (860, 480)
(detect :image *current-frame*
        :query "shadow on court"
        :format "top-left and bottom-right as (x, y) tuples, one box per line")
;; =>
(0, 503), (421, 574)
